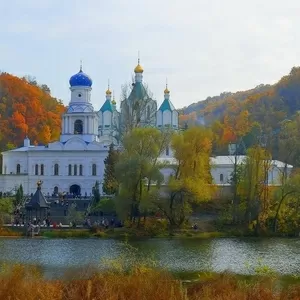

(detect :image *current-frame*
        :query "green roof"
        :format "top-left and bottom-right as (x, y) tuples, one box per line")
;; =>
(158, 99), (175, 112)
(100, 99), (113, 112)
(127, 82), (149, 101)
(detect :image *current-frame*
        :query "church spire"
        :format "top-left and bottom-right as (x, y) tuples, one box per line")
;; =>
(106, 79), (112, 98)
(80, 59), (83, 72)
(112, 90), (116, 105)
(134, 51), (144, 74)
(134, 51), (144, 83)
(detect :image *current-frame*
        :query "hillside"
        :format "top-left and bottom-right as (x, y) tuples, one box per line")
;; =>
(179, 66), (300, 129)
(0, 72), (65, 151)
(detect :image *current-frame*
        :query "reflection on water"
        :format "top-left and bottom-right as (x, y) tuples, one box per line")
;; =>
(0, 237), (300, 278)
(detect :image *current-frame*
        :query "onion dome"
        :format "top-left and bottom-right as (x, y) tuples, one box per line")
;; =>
(134, 61), (144, 73)
(106, 88), (112, 95)
(112, 99), (116, 105)
(69, 68), (92, 87)
(164, 86), (170, 94)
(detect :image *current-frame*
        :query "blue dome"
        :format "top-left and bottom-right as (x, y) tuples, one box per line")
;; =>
(69, 70), (92, 87)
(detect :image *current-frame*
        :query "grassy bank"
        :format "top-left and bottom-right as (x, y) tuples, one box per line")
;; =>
(1, 264), (300, 299)
(0, 227), (22, 237)
(39, 228), (228, 239)
(0, 224), (295, 240)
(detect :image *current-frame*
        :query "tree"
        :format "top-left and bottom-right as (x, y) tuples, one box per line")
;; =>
(272, 172), (300, 232)
(0, 198), (13, 226)
(14, 184), (24, 208)
(115, 128), (169, 225)
(102, 144), (119, 195)
(236, 146), (272, 229)
(154, 127), (214, 229)
(92, 197), (116, 215)
(67, 206), (84, 227)
(92, 181), (101, 204)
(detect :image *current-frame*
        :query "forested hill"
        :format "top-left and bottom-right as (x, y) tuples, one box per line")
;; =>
(179, 66), (300, 129)
(0, 72), (65, 151)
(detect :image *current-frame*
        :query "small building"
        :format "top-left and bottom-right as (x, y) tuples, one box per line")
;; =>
(25, 180), (50, 221)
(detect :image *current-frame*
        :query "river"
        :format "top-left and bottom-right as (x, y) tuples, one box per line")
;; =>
(0, 237), (300, 278)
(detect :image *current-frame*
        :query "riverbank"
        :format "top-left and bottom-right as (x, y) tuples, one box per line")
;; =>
(1, 264), (300, 300)
(1, 225), (298, 240)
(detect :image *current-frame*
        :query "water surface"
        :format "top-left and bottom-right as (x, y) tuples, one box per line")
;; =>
(0, 237), (300, 278)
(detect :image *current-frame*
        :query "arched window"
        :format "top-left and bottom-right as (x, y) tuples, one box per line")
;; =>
(35, 164), (38, 175)
(74, 119), (83, 134)
(16, 164), (21, 174)
(68, 164), (72, 176)
(220, 174), (224, 183)
(74, 164), (77, 176)
(92, 164), (97, 176)
(166, 146), (170, 156)
(41, 164), (44, 176)
(79, 164), (83, 176)
(54, 164), (59, 176)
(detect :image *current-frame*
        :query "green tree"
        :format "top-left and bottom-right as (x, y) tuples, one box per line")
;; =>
(0, 198), (13, 226)
(67, 206), (84, 228)
(14, 184), (24, 208)
(272, 172), (300, 232)
(115, 128), (169, 225)
(92, 181), (101, 204)
(103, 144), (119, 195)
(154, 127), (214, 229)
(92, 197), (116, 215)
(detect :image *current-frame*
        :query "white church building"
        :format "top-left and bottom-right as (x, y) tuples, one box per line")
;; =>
(0, 61), (179, 195)
(0, 61), (292, 196)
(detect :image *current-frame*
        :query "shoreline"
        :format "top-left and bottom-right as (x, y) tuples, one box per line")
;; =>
(0, 227), (299, 240)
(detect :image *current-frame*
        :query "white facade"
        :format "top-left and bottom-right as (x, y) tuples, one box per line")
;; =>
(0, 67), (107, 195)
(158, 155), (293, 186)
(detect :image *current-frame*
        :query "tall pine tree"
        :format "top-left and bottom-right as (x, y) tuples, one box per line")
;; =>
(103, 144), (119, 195)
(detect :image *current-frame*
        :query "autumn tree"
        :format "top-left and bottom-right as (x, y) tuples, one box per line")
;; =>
(272, 172), (300, 233)
(115, 128), (169, 225)
(102, 144), (119, 195)
(154, 127), (214, 229)
(0, 72), (65, 151)
(236, 146), (272, 230)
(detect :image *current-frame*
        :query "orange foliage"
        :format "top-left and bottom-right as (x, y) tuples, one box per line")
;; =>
(0, 72), (65, 149)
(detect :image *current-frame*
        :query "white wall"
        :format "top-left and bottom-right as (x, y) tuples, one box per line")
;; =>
(162, 110), (172, 126)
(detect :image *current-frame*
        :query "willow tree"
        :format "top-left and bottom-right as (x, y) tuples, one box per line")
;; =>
(115, 127), (171, 225)
(237, 146), (272, 229)
(155, 127), (214, 229)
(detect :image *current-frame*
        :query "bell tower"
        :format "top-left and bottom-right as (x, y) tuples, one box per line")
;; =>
(60, 65), (99, 143)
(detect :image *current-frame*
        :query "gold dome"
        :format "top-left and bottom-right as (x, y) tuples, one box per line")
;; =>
(106, 88), (112, 95)
(112, 99), (116, 105)
(164, 87), (170, 94)
(134, 63), (144, 73)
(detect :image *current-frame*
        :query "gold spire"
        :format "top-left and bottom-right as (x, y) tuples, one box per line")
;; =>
(134, 52), (144, 73)
(106, 79), (112, 95)
(164, 79), (170, 94)
(112, 90), (116, 105)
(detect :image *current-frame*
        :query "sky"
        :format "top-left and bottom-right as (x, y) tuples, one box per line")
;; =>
(0, 0), (300, 110)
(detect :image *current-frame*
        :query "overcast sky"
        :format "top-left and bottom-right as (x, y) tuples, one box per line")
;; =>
(0, 0), (299, 109)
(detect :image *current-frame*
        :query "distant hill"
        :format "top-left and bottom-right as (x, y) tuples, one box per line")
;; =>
(0, 72), (65, 151)
(179, 66), (300, 130)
